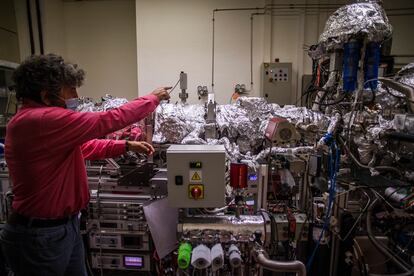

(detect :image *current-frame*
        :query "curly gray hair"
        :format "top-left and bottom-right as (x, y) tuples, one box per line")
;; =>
(12, 54), (85, 103)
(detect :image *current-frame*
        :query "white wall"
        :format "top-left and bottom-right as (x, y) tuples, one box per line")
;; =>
(136, 0), (266, 104)
(135, 0), (339, 104)
(12, 0), (414, 104)
(42, 0), (66, 57)
(0, 0), (20, 63)
(136, 0), (414, 105)
(40, 0), (138, 101)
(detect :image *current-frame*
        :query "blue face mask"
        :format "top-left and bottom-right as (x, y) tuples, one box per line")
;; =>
(65, 98), (80, 111)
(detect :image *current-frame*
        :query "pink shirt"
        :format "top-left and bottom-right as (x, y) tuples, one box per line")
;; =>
(5, 95), (159, 218)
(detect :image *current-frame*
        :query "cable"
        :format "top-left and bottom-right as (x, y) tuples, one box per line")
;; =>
(353, 245), (367, 276)
(311, 93), (347, 106)
(382, 81), (414, 104)
(306, 141), (339, 271)
(383, 85), (414, 104)
(354, 239), (368, 276)
(370, 189), (398, 211)
(366, 198), (411, 272)
(97, 165), (104, 276)
(338, 136), (402, 175)
(168, 78), (180, 95)
(339, 190), (371, 242)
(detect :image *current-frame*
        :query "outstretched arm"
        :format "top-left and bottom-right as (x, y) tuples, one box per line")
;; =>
(82, 139), (155, 161)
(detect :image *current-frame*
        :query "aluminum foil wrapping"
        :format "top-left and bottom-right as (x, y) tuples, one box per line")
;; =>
(154, 97), (331, 163)
(319, 2), (392, 49)
(207, 137), (244, 163)
(76, 97), (101, 112)
(253, 146), (315, 164)
(180, 215), (265, 244)
(395, 62), (414, 89)
(374, 62), (414, 112)
(354, 136), (376, 165)
(375, 82), (405, 109)
(396, 62), (414, 77)
(327, 113), (342, 134)
(76, 95), (129, 112)
(101, 95), (129, 111)
(343, 108), (396, 166)
(216, 100), (268, 154)
(153, 103), (205, 144)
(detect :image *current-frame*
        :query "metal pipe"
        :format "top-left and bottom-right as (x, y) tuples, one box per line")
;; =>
(26, 0), (35, 54)
(211, 11), (215, 92)
(210, 4), (340, 93)
(250, 15), (253, 91)
(35, 0), (44, 54)
(378, 77), (414, 113)
(252, 249), (306, 276)
(366, 198), (411, 272)
(338, 136), (402, 175)
(180, 215), (265, 238)
(249, 12), (267, 92)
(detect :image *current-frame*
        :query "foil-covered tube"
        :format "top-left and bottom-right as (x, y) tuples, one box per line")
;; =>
(312, 72), (338, 111)
(180, 215), (266, 244)
(319, 2), (392, 50)
(76, 95), (129, 112)
(76, 97), (101, 112)
(101, 95), (129, 110)
(354, 136), (376, 165)
(254, 146), (315, 163)
(153, 103), (205, 144)
(327, 112), (342, 135)
(154, 97), (327, 162)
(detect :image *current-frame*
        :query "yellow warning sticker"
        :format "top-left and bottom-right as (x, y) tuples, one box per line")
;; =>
(189, 170), (202, 183)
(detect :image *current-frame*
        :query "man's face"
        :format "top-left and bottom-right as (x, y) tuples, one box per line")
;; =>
(46, 86), (78, 107)
(61, 86), (79, 100)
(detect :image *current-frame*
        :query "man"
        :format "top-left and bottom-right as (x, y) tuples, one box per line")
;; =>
(0, 54), (170, 275)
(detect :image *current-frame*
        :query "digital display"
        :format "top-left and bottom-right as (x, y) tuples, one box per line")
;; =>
(124, 256), (143, 268)
(246, 200), (255, 206)
(190, 162), (202, 169)
(248, 174), (258, 181)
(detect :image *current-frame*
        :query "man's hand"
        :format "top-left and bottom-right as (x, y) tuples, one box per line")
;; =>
(126, 141), (155, 155)
(151, 87), (171, 101)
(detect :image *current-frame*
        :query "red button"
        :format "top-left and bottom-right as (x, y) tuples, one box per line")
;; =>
(191, 187), (202, 199)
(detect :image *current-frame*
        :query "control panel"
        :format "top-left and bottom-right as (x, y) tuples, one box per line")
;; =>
(89, 232), (150, 251)
(273, 213), (309, 241)
(91, 252), (151, 271)
(167, 145), (226, 208)
(261, 62), (293, 105)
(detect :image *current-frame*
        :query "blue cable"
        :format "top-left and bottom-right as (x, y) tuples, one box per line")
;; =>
(306, 141), (339, 272)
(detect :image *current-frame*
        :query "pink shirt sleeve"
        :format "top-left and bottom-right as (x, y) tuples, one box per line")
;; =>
(40, 94), (159, 154)
(81, 139), (126, 160)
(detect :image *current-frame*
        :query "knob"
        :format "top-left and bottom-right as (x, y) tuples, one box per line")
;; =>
(190, 187), (202, 199)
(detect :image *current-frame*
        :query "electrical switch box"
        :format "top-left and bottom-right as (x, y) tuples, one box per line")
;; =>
(167, 145), (226, 208)
(261, 62), (293, 105)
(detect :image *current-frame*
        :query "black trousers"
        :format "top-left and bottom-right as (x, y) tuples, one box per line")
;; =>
(0, 215), (87, 276)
